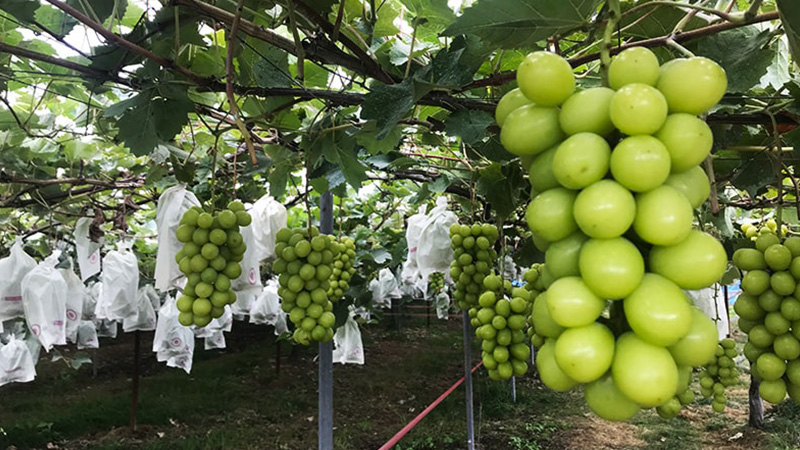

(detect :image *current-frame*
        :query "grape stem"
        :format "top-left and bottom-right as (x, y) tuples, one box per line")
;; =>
(664, 37), (695, 57)
(600, 0), (622, 87)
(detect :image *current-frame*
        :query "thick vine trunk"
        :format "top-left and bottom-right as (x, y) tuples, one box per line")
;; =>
(749, 374), (764, 429)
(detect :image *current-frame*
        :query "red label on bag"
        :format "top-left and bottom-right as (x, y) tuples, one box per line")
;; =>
(30, 324), (41, 336)
(53, 320), (64, 326)
(4, 367), (21, 374)
(66, 309), (78, 321)
(3, 296), (22, 302)
(249, 268), (257, 285)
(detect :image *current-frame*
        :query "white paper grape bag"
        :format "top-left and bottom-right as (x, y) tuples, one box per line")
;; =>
(231, 292), (254, 320)
(231, 224), (262, 295)
(332, 312), (364, 365)
(435, 292), (451, 320)
(686, 285), (729, 339)
(0, 239), (37, 322)
(74, 217), (102, 281)
(0, 336), (36, 387)
(153, 296), (194, 374)
(84, 282), (101, 320)
(401, 205), (428, 289)
(370, 268), (402, 309)
(416, 197), (457, 291)
(60, 266), (86, 344)
(250, 281), (287, 335)
(204, 331), (226, 350)
(154, 185), (200, 292)
(76, 320), (99, 349)
(123, 285), (158, 332)
(99, 242), (140, 321)
(249, 194), (288, 261)
(21, 251), (67, 351)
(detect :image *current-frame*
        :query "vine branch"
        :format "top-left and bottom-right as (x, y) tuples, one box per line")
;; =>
(226, 0), (257, 166)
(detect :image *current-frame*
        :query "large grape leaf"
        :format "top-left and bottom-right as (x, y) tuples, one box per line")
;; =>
(777, 0), (800, 66)
(443, 0), (602, 49)
(445, 110), (493, 145)
(108, 87), (194, 156)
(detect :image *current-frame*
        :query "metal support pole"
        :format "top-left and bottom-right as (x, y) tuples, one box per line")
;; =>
(319, 191), (334, 450)
(511, 376), (517, 403)
(462, 310), (475, 450)
(130, 330), (140, 430)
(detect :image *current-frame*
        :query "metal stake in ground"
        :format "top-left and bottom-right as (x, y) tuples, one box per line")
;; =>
(130, 330), (140, 430)
(511, 376), (517, 403)
(319, 190), (334, 450)
(462, 310), (475, 450)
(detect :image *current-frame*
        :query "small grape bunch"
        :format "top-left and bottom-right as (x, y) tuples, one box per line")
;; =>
(472, 273), (532, 381)
(428, 272), (445, 296)
(327, 236), (356, 302)
(273, 227), (339, 345)
(174, 201), (252, 327)
(449, 223), (499, 311)
(699, 338), (739, 412)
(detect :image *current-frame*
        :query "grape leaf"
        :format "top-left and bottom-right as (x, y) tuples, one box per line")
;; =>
(113, 89), (194, 156)
(476, 162), (526, 219)
(696, 26), (775, 93)
(445, 110), (493, 145)
(361, 78), (420, 139)
(443, 0), (602, 49)
(356, 123), (404, 154)
(0, 0), (40, 23)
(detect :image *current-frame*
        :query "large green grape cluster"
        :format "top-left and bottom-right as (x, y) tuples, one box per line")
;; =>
(449, 223), (499, 311)
(698, 338), (739, 412)
(327, 236), (356, 302)
(273, 227), (338, 345)
(469, 272), (531, 381)
(428, 272), (445, 296)
(175, 201), (251, 328)
(733, 231), (800, 404)
(496, 47), (730, 421)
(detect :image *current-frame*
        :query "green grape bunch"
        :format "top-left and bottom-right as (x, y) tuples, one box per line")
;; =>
(272, 227), (339, 345)
(449, 223), (499, 311)
(174, 200), (252, 328)
(428, 272), (445, 296)
(469, 272), (532, 381)
(733, 231), (800, 405)
(328, 236), (356, 302)
(698, 338), (739, 412)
